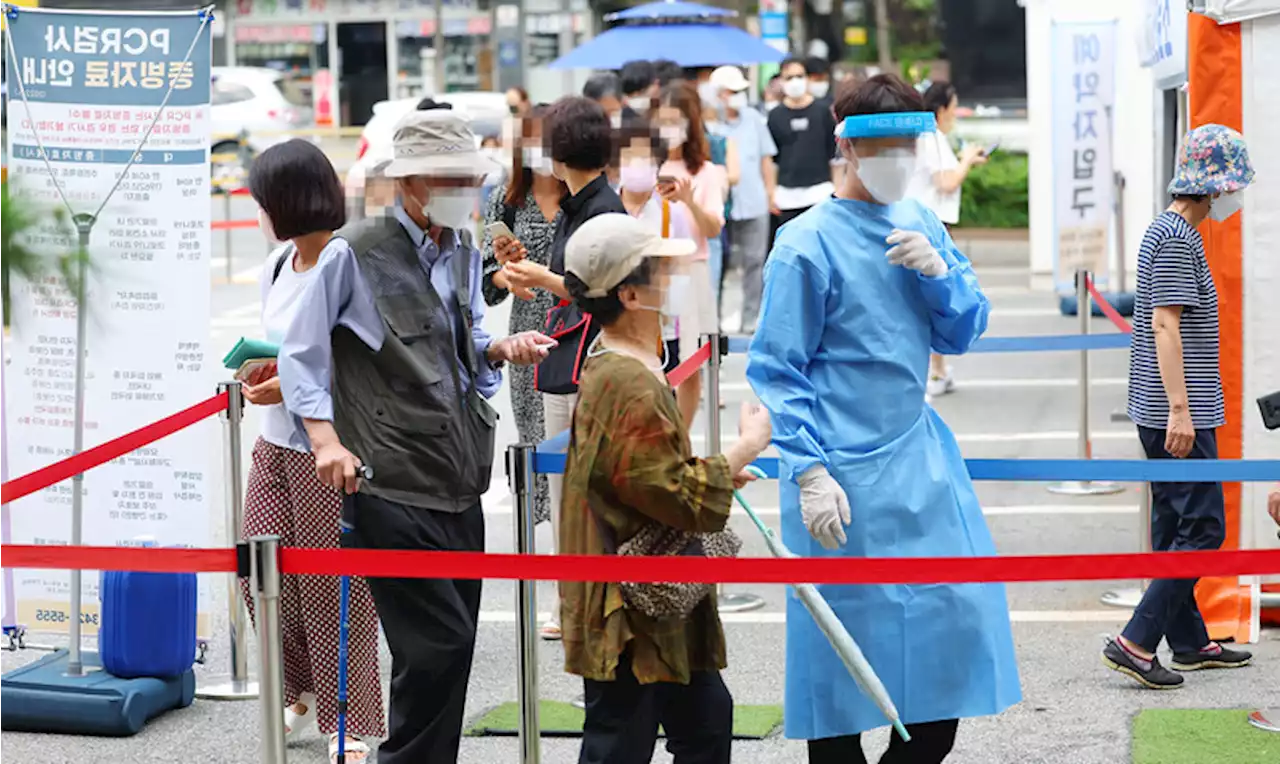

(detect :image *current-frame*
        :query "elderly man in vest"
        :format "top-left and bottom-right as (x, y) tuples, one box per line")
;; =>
(278, 110), (557, 763)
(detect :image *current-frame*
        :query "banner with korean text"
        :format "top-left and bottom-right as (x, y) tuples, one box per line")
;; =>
(3, 7), (214, 636)
(1050, 20), (1117, 294)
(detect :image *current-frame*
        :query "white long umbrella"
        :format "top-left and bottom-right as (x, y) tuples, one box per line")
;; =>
(734, 466), (911, 742)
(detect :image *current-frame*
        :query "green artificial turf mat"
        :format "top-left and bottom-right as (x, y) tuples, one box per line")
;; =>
(1132, 709), (1280, 764)
(466, 700), (783, 739)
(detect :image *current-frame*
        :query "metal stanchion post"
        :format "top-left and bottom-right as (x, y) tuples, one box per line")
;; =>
(249, 535), (287, 764)
(1049, 270), (1123, 497)
(1100, 481), (1150, 609)
(197, 381), (259, 700)
(66, 215), (93, 677)
(506, 444), (541, 763)
(705, 334), (765, 614)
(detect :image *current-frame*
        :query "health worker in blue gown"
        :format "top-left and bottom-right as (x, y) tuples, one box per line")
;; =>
(746, 74), (1021, 764)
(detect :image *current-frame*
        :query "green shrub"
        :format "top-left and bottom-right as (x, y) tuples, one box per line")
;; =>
(958, 152), (1029, 229)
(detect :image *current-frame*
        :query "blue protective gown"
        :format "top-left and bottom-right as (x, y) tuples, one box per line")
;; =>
(746, 197), (1021, 740)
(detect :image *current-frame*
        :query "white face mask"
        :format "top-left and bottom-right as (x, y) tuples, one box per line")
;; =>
(619, 161), (658, 194)
(726, 92), (748, 112)
(764, 101), (779, 112)
(610, 113), (623, 129)
(635, 274), (690, 317)
(782, 76), (808, 100)
(418, 187), (477, 230)
(1208, 190), (1243, 222)
(809, 80), (830, 99)
(626, 96), (650, 114)
(853, 148), (916, 205)
(523, 146), (554, 176)
(659, 124), (687, 149)
(258, 208), (278, 243)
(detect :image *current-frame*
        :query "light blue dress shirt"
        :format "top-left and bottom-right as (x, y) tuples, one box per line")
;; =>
(723, 108), (777, 221)
(278, 205), (501, 431)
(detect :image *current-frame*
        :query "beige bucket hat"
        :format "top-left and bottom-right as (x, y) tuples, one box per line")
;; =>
(566, 213), (696, 298)
(382, 110), (501, 179)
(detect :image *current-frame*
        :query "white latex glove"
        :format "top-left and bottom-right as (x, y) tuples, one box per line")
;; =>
(885, 229), (948, 277)
(798, 465), (851, 550)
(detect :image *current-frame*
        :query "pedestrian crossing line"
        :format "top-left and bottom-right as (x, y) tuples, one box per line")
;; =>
(474, 610), (1129, 624)
(483, 504), (1137, 518)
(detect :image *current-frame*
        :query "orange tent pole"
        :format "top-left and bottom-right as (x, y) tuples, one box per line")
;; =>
(1186, 13), (1250, 643)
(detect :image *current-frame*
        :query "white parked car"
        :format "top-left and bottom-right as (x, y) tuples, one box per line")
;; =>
(345, 91), (508, 201)
(210, 66), (314, 188)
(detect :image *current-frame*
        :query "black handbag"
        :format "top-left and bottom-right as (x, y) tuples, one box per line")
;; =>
(535, 301), (598, 394)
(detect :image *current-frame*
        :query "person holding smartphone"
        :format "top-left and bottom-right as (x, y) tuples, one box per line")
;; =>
(907, 81), (989, 403)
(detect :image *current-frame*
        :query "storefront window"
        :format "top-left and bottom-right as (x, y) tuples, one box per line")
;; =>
(395, 17), (494, 98)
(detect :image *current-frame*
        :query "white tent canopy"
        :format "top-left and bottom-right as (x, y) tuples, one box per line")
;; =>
(1202, 0), (1280, 23)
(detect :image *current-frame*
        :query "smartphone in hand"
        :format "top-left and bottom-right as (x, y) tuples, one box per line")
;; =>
(984, 141), (1000, 157)
(485, 221), (516, 242)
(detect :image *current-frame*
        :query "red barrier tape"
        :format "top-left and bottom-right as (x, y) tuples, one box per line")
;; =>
(3, 544), (1278, 585)
(1, 545), (236, 573)
(667, 341), (713, 389)
(211, 219), (260, 231)
(1084, 276), (1133, 334)
(0, 392), (230, 505)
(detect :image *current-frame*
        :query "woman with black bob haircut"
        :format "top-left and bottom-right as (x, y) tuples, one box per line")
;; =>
(242, 137), (385, 762)
(494, 96), (627, 586)
(556, 212), (773, 763)
(745, 74), (1020, 764)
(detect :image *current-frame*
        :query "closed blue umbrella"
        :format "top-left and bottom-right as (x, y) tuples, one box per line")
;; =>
(549, 23), (785, 70)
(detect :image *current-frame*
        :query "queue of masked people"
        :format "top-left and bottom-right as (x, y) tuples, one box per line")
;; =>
(232, 63), (1021, 764)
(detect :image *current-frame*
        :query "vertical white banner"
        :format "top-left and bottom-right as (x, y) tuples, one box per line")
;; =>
(3, 7), (214, 636)
(1051, 20), (1117, 294)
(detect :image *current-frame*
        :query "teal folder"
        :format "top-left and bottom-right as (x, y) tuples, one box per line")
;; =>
(222, 337), (279, 370)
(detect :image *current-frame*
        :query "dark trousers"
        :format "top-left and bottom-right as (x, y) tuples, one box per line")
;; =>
(808, 719), (960, 764)
(579, 652), (733, 764)
(346, 494), (485, 764)
(1120, 427), (1226, 653)
(769, 206), (810, 245)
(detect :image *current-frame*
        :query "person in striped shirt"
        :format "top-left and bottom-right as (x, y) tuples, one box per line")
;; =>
(1102, 124), (1256, 689)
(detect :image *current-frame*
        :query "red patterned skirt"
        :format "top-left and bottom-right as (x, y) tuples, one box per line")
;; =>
(240, 437), (386, 737)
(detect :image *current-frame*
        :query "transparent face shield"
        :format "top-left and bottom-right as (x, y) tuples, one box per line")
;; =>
(836, 112), (940, 205)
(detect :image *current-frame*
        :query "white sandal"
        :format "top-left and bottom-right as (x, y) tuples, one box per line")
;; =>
(329, 733), (371, 763)
(283, 691), (317, 741)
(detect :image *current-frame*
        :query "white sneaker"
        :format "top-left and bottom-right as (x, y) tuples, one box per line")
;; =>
(926, 368), (955, 397)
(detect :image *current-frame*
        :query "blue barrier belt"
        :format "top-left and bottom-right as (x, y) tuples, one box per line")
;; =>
(724, 333), (1131, 356)
(530, 452), (1280, 482)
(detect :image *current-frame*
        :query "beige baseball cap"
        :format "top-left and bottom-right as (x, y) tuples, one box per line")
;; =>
(383, 110), (500, 179)
(709, 66), (750, 93)
(566, 213), (696, 298)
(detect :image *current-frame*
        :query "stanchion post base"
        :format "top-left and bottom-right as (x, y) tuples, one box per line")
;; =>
(1099, 587), (1143, 609)
(571, 694), (586, 710)
(1047, 481), (1125, 496)
(195, 678), (260, 701)
(1248, 709), (1280, 733)
(717, 592), (766, 613)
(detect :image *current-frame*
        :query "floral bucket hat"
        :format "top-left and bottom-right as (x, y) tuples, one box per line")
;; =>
(1168, 123), (1255, 196)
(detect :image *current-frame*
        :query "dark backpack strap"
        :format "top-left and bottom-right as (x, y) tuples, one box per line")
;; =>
(270, 244), (294, 285)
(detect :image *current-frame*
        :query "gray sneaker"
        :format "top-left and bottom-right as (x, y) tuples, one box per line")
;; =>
(1102, 638), (1184, 689)
(1171, 643), (1252, 671)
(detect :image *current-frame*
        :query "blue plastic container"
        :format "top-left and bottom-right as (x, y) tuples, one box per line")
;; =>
(98, 540), (197, 680)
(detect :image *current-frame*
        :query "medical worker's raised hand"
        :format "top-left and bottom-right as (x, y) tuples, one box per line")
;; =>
(798, 465), (851, 550)
(885, 229), (948, 278)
